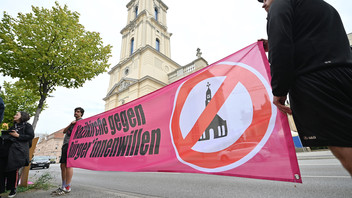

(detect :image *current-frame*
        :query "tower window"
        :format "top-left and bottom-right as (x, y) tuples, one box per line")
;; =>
(124, 67), (129, 76)
(130, 38), (134, 55)
(156, 38), (160, 52)
(155, 7), (158, 21)
(135, 6), (138, 18)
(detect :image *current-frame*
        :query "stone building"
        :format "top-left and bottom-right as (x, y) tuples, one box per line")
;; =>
(34, 129), (64, 163)
(104, 0), (208, 110)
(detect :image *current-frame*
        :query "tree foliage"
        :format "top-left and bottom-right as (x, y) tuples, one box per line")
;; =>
(0, 2), (112, 130)
(0, 81), (45, 125)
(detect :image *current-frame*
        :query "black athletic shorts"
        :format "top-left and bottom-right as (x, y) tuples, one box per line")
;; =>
(59, 144), (69, 164)
(289, 66), (352, 147)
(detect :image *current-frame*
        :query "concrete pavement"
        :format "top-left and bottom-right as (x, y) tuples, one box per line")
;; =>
(5, 150), (337, 198)
(14, 184), (155, 198)
(296, 149), (335, 160)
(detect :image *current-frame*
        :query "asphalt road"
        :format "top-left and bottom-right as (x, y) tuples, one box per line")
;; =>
(13, 150), (352, 198)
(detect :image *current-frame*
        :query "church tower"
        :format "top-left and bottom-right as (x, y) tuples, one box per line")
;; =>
(104, 0), (181, 110)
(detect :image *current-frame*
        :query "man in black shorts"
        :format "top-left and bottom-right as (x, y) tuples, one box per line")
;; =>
(52, 107), (84, 195)
(258, 0), (352, 176)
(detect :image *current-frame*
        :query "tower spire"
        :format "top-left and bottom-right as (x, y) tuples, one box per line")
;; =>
(205, 82), (212, 106)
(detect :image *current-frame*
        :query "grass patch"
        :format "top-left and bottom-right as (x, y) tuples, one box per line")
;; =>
(17, 172), (55, 192)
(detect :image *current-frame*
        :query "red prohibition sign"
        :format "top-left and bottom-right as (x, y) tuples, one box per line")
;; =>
(171, 64), (272, 169)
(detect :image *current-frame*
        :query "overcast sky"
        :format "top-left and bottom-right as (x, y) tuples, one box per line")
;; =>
(1, 0), (351, 135)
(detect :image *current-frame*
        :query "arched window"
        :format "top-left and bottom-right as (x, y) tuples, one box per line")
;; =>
(135, 6), (138, 18)
(130, 38), (134, 55)
(156, 38), (160, 52)
(154, 7), (158, 21)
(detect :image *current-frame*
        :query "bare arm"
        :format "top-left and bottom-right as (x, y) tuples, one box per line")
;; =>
(63, 120), (77, 134)
(273, 95), (292, 115)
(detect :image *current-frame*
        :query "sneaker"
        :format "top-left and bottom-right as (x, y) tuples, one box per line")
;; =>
(63, 185), (71, 193)
(51, 187), (63, 195)
(55, 189), (66, 196)
(8, 189), (16, 198)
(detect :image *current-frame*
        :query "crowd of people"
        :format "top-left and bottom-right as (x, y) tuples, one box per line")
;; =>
(0, 103), (84, 197)
(0, 84), (85, 197)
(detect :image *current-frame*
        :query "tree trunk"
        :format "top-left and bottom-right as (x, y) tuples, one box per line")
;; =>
(31, 94), (47, 131)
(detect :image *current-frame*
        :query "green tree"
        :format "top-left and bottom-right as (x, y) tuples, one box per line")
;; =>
(0, 80), (45, 125)
(0, 2), (112, 130)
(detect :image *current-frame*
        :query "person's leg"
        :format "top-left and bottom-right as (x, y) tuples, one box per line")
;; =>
(0, 172), (5, 194)
(0, 172), (5, 195)
(6, 169), (17, 190)
(60, 163), (67, 188)
(0, 158), (7, 194)
(62, 166), (73, 192)
(6, 169), (18, 197)
(328, 146), (352, 176)
(65, 167), (73, 185)
(50, 163), (67, 195)
(52, 144), (68, 195)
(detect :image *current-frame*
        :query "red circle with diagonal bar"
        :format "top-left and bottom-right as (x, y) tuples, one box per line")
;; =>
(170, 64), (272, 169)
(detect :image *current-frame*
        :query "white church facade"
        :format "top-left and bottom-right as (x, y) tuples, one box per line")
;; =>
(104, 0), (208, 110)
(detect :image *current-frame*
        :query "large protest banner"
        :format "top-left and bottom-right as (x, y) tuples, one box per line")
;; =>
(67, 42), (302, 183)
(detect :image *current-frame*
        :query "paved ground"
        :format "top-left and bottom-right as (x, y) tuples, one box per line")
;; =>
(14, 184), (154, 198)
(2, 150), (340, 198)
(296, 150), (335, 160)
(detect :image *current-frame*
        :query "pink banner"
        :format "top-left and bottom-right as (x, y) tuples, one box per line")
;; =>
(67, 42), (302, 183)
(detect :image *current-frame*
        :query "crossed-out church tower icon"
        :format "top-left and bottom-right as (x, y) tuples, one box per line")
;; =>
(199, 82), (228, 141)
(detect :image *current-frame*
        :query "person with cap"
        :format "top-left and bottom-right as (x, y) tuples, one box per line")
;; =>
(258, 0), (352, 176)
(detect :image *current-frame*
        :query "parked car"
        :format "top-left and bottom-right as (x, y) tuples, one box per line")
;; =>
(30, 156), (50, 169)
(48, 156), (57, 164)
(219, 142), (270, 162)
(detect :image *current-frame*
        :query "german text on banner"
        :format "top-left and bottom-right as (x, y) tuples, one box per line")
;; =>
(67, 42), (302, 183)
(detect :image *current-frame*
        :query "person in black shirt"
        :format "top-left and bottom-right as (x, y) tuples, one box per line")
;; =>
(258, 0), (352, 176)
(0, 111), (34, 198)
(51, 107), (84, 195)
